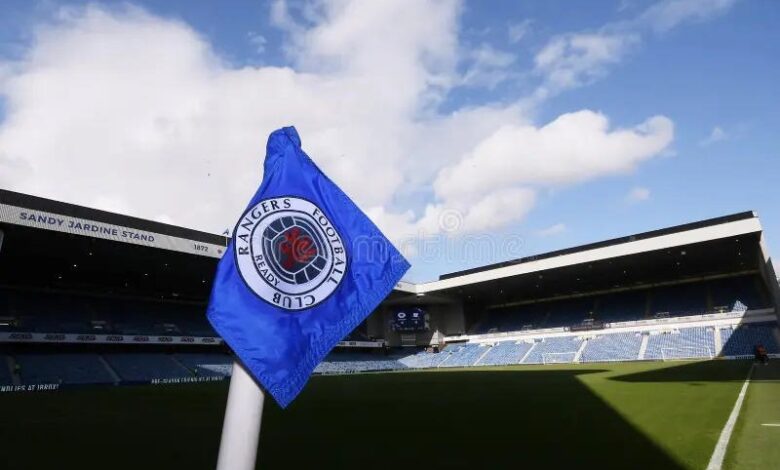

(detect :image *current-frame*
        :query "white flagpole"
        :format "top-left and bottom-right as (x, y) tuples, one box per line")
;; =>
(216, 361), (266, 470)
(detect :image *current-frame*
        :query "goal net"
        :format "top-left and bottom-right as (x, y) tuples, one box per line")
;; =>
(542, 352), (578, 364)
(660, 346), (713, 361)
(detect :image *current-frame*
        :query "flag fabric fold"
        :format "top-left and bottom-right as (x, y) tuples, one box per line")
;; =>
(207, 126), (410, 407)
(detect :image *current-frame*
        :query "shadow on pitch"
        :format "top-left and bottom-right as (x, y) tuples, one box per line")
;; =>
(611, 359), (779, 384)
(258, 369), (685, 470)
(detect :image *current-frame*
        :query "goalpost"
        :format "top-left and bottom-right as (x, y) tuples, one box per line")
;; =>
(660, 346), (713, 361)
(542, 352), (578, 365)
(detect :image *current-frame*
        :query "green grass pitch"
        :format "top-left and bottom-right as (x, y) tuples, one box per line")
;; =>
(1, 360), (777, 469)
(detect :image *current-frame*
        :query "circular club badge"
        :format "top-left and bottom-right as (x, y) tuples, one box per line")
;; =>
(234, 196), (347, 311)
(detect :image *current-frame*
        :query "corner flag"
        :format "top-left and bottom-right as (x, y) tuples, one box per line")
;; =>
(207, 126), (410, 408)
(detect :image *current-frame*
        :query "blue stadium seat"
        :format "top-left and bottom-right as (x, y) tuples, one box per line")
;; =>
(104, 353), (193, 382)
(15, 354), (115, 385)
(643, 327), (716, 360)
(440, 343), (486, 368)
(478, 341), (534, 366)
(175, 353), (233, 376)
(596, 290), (647, 322)
(0, 356), (14, 385)
(580, 332), (643, 362)
(523, 336), (583, 364)
(711, 277), (767, 311)
(720, 322), (779, 357)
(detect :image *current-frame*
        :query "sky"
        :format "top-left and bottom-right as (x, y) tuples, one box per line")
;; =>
(0, 0), (777, 282)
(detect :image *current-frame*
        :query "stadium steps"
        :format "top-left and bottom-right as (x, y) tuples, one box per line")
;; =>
(573, 339), (588, 363)
(519, 342), (537, 363)
(714, 326), (724, 356)
(97, 355), (122, 384)
(472, 344), (493, 366)
(169, 354), (193, 375)
(4, 355), (20, 386)
(638, 334), (649, 360)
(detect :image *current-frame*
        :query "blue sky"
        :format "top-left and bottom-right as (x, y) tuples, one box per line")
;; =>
(0, 0), (777, 282)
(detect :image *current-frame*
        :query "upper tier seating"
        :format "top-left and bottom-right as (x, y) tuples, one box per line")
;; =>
(596, 290), (647, 322)
(0, 289), (216, 336)
(469, 276), (768, 334)
(650, 283), (708, 317)
(710, 276), (767, 311)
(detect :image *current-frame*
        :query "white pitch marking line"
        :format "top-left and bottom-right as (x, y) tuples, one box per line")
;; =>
(760, 423), (780, 427)
(706, 364), (754, 470)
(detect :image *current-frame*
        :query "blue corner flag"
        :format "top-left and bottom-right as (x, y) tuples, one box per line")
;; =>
(207, 126), (410, 408)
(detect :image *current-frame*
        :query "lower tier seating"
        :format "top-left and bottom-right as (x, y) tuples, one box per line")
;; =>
(3, 322), (777, 386)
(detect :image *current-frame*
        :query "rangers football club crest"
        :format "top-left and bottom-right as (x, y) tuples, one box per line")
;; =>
(234, 196), (347, 311)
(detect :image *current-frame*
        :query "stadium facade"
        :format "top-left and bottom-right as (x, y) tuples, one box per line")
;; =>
(1, 189), (778, 389)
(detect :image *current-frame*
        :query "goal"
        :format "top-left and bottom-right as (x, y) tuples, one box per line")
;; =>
(660, 346), (713, 361)
(542, 352), (578, 364)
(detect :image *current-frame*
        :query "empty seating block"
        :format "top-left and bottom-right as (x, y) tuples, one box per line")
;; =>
(440, 344), (486, 368)
(720, 323), (779, 357)
(597, 291), (647, 323)
(523, 337), (583, 364)
(314, 353), (406, 374)
(580, 333), (643, 363)
(644, 327), (715, 360)
(175, 353), (233, 376)
(478, 341), (534, 366)
(0, 356), (14, 385)
(104, 354), (192, 382)
(15, 354), (114, 385)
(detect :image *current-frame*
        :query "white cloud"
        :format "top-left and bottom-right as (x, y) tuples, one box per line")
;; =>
(700, 126), (727, 146)
(0, 1), (677, 254)
(434, 111), (673, 203)
(537, 223), (566, 237)
(460, 43), (516, 88)
(639, 0), (738, 33)
(508, 19), (533, 44)
(626, 186), (651, 203)
(247, 32), (267, 54)
(531, 0), (737, 98)
(533, 32), (638, 94)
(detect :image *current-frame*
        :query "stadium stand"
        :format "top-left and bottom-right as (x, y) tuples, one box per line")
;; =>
(314, 352), (408, 374)
(16, 353), (115, 385)
(0, 356), (14, 385)
(175, 353), (233, 377)
(650, 282), (708, 317)
(478, 341), (534, 366)
(643, 327), (717, 360)
(523, 336), (584, 364)
(580, 332), (644, 363)
(0, 288), (215, 336)
(104, 354), (193, 382)
(711, 276), (766, 311)
(596, 290), (647, 322)
(720, 322), (780, 357)
(440, 343), (485, 367)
